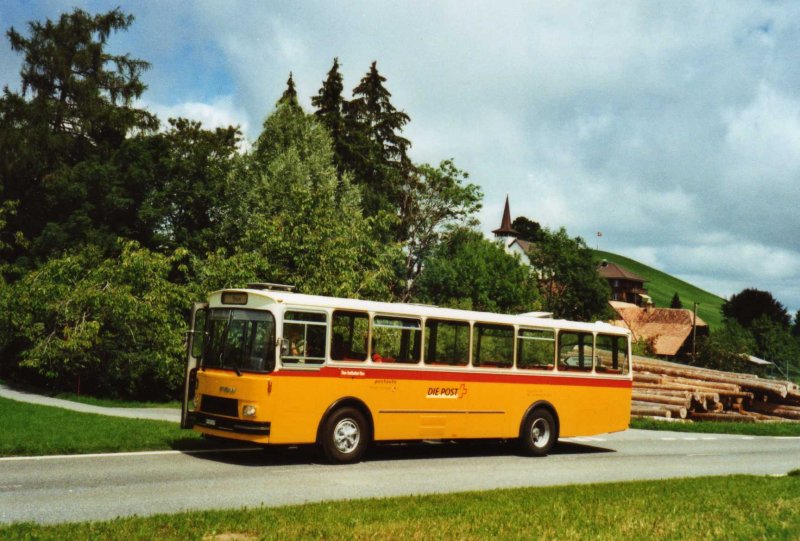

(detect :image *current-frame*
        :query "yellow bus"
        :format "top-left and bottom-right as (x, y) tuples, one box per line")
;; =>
(181, 284), (632, 463)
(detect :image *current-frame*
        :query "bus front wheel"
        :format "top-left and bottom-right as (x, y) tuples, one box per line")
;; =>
(320, 407), (369, 464)
(520, 408), (557, 457)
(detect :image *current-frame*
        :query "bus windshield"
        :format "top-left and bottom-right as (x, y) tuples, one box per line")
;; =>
(202, 309), (276, 373)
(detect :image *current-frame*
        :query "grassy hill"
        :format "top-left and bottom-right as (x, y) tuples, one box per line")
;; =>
(593, 250), (725, 330)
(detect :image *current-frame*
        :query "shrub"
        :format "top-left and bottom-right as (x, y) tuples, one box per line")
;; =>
(1, 241), (191, 399)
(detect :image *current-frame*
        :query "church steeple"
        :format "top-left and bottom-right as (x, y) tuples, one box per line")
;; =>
(492, 195), (519, 238)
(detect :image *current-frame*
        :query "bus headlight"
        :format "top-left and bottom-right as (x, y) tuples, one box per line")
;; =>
(242, 404), (257, 418)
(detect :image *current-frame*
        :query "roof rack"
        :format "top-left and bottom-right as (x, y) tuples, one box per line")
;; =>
(246, 282), (296, 292)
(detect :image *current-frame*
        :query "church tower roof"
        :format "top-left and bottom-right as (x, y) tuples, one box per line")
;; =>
(492, 195), (519, 237)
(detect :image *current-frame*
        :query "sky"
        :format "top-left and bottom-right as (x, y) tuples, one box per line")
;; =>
(2, 1), (800, 315)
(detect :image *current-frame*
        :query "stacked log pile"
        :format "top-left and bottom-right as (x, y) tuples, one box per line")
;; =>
(631, 356), (800, 423)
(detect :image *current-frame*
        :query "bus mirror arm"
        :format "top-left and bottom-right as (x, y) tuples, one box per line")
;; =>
(277, 337), (289, 357)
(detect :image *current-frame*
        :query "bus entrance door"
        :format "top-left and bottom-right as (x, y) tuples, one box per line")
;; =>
(181, 302), (208, 429)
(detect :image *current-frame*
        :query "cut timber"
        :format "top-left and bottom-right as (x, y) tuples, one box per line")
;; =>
(632, 392), (689, 407)
(663, 376), (740, 392)
(633, 373), (662, 384)
(747, 402), (800, 421)
(632, 388), (692, 398)
(631, 405), (671, 418)
(633, 400), (686, 419)
(634, 363), (788, 398)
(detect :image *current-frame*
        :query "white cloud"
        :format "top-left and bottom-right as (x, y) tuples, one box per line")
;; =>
(5, 0), (800, 314)
(142, 96), (251, 134)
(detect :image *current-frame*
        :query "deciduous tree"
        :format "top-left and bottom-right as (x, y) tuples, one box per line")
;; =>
(216, 101), (400, 299)
(414, 228), (540, 313)
(511, 216), (543, 243)
(722, 288), (790, 329)
(527, 227), (611, 321)
(397, 160), (481, 300)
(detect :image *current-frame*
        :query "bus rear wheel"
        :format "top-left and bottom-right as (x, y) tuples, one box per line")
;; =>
(520, 408), (557, 457)
(320, 407), (369, 464)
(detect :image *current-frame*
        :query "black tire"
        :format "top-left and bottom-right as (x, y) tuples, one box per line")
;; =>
(519, 408), (558, 457)
(319, 407), (369, 464)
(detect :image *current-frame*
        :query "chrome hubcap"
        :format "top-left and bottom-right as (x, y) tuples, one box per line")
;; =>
(333, 418), (360, 454)
(531, 418), (550, 448)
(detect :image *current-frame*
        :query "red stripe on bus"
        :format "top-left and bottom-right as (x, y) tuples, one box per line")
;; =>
(272, 366), (632, 389)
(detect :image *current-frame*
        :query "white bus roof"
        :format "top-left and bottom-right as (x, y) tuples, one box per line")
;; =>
(211, 287), (630, 337)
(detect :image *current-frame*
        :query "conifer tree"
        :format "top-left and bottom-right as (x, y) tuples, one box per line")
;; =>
(279, 72), (300, 109)
(0, 8), (157, 264)
(312, 58), (347, 177)
(670, 292), (683, 309)
(344, 61), (412, 218)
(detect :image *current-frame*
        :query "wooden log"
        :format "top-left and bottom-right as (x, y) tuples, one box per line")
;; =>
(631, 405), (671, 418)
(662, 376), (741, 392)
(634, 357), (794, 397)
(646, 379), (753, 400)
(690, 412), (755, 423)
(633, 400), (687, 419)
(747, 401), (800, 421)
(636, 364), (788, 398)
(632, 392), (690, 407)
(785, 390), (800, 407)
(633, 388), (692, 398)
(697, 392), (720, 405)
(633, 373), (662, 384)
(738, 410), (797, 422)
(633, 357), (763, 382)
(634, 382), (700, 393)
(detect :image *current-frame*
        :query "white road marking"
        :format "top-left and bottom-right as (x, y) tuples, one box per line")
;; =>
(0, 447), (262, 462)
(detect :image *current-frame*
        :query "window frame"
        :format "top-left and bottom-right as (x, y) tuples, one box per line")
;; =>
(516, 327), (556, 371)
(424, 317), (471, 367)
(330, 310), (370, 362)
(370, 314), (422, 364)
(472, 322), (515, 369)
(557, 330), (595, 372)
(281, 309), (328, 365)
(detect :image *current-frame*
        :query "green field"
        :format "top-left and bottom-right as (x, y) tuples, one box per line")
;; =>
(2, 475), (798, 540)
(594, 249), (726, 329)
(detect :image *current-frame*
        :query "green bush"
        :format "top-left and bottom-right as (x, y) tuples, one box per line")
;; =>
(1, 241), (191, 399)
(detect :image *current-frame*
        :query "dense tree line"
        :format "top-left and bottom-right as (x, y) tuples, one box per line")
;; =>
(4, 8), (795, 399)
(0, 8), (554, 398)
(697, 288), (800, 377)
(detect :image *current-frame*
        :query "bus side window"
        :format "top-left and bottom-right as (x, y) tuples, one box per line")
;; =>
(517, 328), (555, 370)
(558, 332), (594, 371)
(331, 310), (369, 361)
(473, 324), (514, 368)
(283, 311), (327, 365)
(595, 334), (629, 374)
(425, 319), (469, 366)
(372, 316), (421, 364)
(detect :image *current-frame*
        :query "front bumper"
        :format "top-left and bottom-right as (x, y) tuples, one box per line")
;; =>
(188, 411), (271, 436)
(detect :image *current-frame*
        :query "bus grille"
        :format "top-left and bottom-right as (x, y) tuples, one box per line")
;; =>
(200, 395), (239, 417)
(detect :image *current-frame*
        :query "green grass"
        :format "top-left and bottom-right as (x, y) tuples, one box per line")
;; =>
(0, 377), (180, 409)
(50, 392), (181, 409)
(631, 417), (800, 437)
(594, 249), (725, 329)
(1, 475), (797, 540)
(0, 396), (201, 456)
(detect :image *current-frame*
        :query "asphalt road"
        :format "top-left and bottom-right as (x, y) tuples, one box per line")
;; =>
(2, 429), (799, 525)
